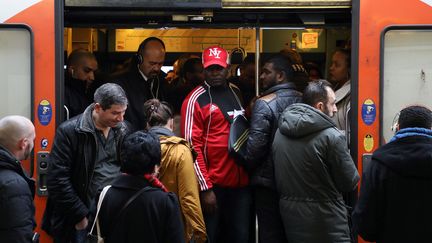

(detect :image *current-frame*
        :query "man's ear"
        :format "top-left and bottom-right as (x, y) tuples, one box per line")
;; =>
(18, 138), (27, 151)
(314, 101), (324, 112)
(94, 103), (102, 113)
(276, 71), (285, 83)
(395, 123), (400, 132)
(68, 66), (74, 77)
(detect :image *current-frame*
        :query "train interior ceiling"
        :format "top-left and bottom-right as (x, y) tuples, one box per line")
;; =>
(64, 3), (352, 84)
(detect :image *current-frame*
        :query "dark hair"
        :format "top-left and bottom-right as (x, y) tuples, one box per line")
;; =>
(279, 48), (303, 64)
(303, 79), (333, 106)
(265, 54), (294, 82)
(278, 49), (309, 92)
(241, 55), (255, 66)
(143, 99), (174, 127)
(93, 83), (128, 110)
(304, 62), (323, 79)
(137, 37), (166, 53)
(67, 49), (96, 66)
(398, 105), (432, 129)
(182, 58), (202, 77)
(120, 131), (161, 175)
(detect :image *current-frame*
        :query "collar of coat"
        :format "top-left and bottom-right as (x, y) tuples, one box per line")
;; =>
(390, 127), (432, 142)
(76, 103), (127, 136)
(0, 146), (36, 197)
(335, 80), (350, 103)
(111, 174), (153, 191)
(261, 82), (297, 97)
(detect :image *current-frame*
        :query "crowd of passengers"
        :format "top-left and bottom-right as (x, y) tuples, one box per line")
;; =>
(1, 37), (432, 243)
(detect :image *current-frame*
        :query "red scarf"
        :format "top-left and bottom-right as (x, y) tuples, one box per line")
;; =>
(144, 173), (168, 192)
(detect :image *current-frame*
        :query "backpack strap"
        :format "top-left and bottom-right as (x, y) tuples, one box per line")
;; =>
(89, 185), (111, 235)
(106, 186), (153, 235)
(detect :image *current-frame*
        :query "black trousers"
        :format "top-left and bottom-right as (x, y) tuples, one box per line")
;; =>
(254, 186), (288, 243)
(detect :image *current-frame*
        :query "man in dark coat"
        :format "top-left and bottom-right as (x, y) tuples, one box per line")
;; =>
(111, 37), (166, 131)
(273, 80), (359, 243)
(96, 131), (184, 243)
(244, 55), (302, 243)
(353, 105), (432, 243)
(42, 83), (129, 243)
(64, 49), (98, 119)
(0, 115), (37, 242)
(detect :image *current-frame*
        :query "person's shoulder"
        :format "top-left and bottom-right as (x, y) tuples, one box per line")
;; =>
(258, 93), (277, 103)
(110, 68), (139, 86)
(57, 115), (81, 132)
(184, 85), (207, 101)
(0, 169), (29, 192)
(145, 187), (178, 201)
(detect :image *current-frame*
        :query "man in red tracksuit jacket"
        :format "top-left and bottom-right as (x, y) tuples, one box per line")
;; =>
(181, 46), (251, 243)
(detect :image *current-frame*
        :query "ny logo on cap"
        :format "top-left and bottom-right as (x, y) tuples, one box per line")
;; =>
(209, 48), (222, 59)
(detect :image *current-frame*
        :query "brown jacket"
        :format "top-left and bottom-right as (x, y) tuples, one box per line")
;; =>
(158, 134), (207, 243)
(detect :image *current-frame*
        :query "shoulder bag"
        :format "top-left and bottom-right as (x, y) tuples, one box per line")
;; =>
(88, 185), (152, 243)
(227, 86), (250, 165)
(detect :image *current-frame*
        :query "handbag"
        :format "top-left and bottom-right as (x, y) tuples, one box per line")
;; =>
(228, 114), (249, 163)
(226, 85), (250, 164)
(88, 185), (111, 243)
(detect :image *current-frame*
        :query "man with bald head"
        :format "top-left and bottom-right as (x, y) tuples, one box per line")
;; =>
(0, 115), (37, 242)
(112, 37), (167, 130)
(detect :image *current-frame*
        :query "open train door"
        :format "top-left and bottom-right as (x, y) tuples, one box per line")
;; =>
(353, 0), (432, 242)
(1, 0), (62, 242)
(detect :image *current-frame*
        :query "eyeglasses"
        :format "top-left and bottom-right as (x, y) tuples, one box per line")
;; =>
(391, 112), (400, 132)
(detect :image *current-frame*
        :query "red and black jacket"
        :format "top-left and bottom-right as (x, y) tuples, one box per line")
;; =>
(181, 82), (249, 191)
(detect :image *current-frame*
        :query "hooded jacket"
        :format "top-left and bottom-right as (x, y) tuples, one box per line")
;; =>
(0, 146), (36, 243)
(352, 129), (432, 243)
(149, 127), (207, 243)
(273, 103), (359, 243)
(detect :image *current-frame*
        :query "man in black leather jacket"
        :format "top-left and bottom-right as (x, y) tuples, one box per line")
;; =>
(42, 83), (129, 243)
(244, 55), (302, 243)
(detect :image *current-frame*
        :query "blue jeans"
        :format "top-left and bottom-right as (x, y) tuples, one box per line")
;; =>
(204, 186), (252, 243)
(73, 229), (87, 243)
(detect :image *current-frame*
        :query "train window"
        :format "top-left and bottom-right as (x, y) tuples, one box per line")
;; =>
(382, 28), (432, 142)
(0, 25), (32, 119)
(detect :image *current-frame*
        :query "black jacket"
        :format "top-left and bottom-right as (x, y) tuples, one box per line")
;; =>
(0, 146), (36, 243)
(42, 104), (129, 242)
(64, 76), (92, 120)
(97, 174), (185, 243)
(111, 64), (166, 131)
(245, 82), (302, 188)
(353, 134), (432, 243)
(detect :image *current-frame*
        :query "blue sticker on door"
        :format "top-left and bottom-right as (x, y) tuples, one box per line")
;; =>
(38, 99), (52, 126)
(361, 99), (376, 125)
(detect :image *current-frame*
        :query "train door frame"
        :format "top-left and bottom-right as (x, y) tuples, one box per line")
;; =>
(0, 23), (35, 173)
(354, 0), (432, 242)
(379, 24), (432, 144)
